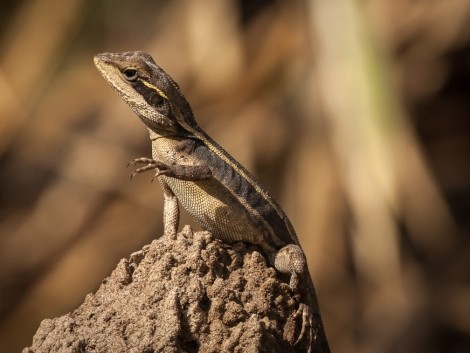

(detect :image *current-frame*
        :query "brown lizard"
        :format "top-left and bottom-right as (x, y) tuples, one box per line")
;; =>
(94, 51), (330, 352)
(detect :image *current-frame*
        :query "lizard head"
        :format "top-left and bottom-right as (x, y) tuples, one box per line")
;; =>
(94, 51), (199, 136)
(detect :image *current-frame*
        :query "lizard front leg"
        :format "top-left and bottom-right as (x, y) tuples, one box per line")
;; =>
(128, 157), (212, 181)
(127, 158), (181, 237)
(128, 154), (212, 238)
(159, 179), (179, 239)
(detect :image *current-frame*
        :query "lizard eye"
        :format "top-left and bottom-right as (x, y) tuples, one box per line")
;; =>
(122, 68), (139, 81)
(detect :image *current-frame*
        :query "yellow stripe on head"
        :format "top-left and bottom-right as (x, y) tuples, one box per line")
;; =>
(139, 79), (168, 100)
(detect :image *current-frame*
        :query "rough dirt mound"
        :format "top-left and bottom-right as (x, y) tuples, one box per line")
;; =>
(23, 226), (310, 353)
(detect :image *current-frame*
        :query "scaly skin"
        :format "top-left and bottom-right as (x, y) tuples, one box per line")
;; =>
(94, 51), (330, 352)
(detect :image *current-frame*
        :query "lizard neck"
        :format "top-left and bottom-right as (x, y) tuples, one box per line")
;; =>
(148, 127), (197, 142)
(148, 128), (163, 141)
(148, 128), (183, 141)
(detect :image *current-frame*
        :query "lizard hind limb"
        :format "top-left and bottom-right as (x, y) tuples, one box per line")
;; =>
(274, 244), (306, 290)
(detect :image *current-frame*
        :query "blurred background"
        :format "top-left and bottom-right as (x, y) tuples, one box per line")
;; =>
(0, 0), (469, 352)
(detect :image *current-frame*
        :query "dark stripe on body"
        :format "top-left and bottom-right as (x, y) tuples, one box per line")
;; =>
(192, 132), (299, 247)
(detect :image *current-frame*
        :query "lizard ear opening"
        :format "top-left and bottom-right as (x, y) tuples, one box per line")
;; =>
(122, 68), (139, 81)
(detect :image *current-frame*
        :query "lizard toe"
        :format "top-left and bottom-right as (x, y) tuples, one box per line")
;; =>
(294, 303), (314, 353)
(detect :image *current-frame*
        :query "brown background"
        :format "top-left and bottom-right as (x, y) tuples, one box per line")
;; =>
(0, 0), (469, 352)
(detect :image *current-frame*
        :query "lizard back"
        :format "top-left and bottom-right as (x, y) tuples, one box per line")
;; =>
(151, 133), (299, 251)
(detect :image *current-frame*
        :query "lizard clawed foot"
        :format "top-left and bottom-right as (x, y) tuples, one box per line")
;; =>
(294, 303), (314, 352)
(127, 157), (172, 181)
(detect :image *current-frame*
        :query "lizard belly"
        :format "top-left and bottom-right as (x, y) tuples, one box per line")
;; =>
(161, 175), (265, 245)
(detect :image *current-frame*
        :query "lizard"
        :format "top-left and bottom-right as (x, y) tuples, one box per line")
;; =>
(94, 51), (330, 353)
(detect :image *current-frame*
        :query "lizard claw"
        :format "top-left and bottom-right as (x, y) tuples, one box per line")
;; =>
(129, 164), (157, 180)
(293, 303), (314, 352)
(150, 168), (171, 182)
(127, 157), (171, 181)
(127, 157), (156, 168)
